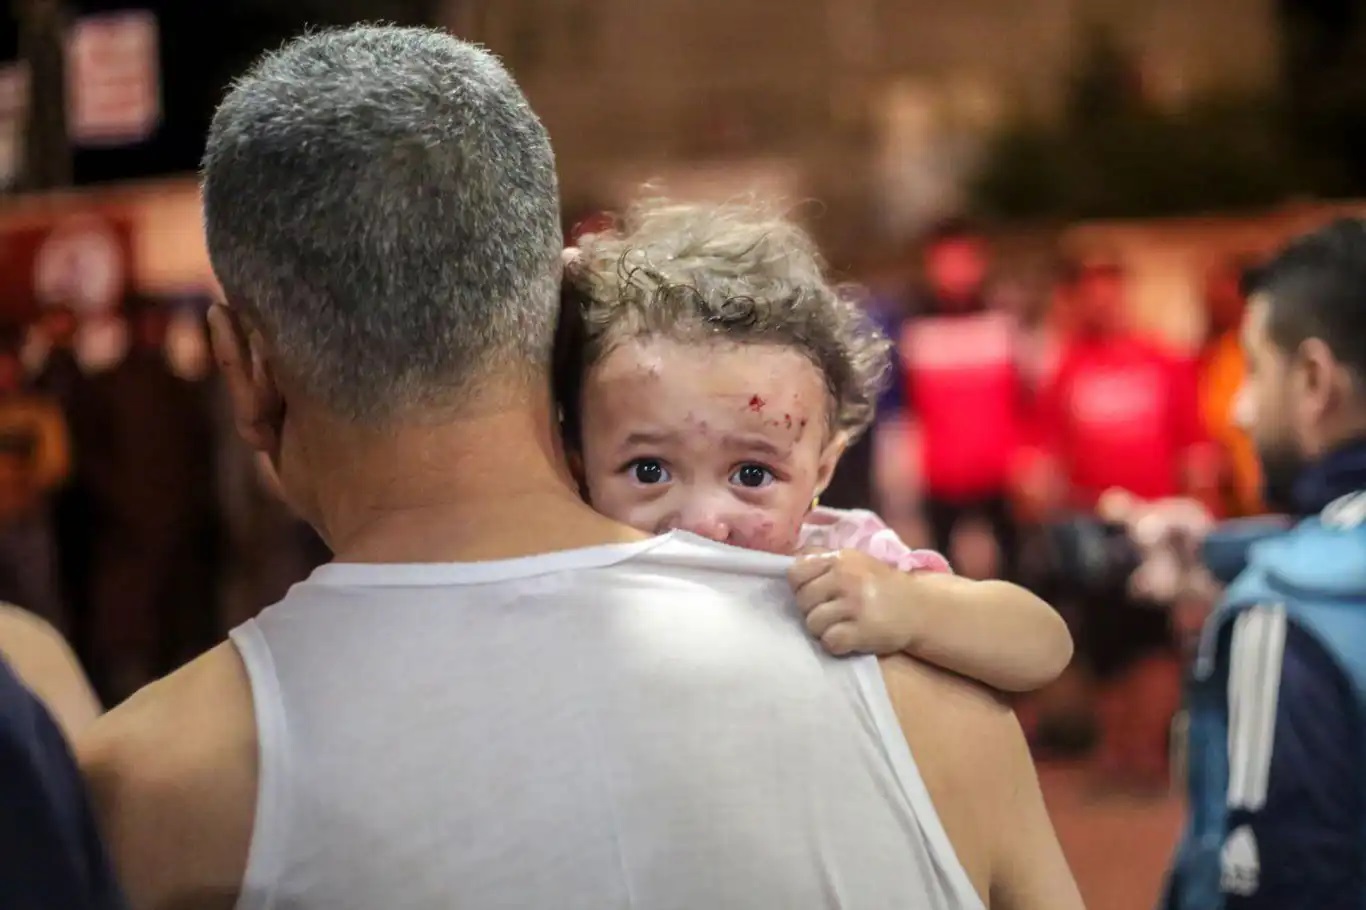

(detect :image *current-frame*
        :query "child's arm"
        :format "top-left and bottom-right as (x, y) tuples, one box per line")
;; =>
(888, 571), (1072, 692)
(789, 551), (1071, 692)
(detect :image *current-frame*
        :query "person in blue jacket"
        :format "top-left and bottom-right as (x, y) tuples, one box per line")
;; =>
(1151, 219), (1366, 910)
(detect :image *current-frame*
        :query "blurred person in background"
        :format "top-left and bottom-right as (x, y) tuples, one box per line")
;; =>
(27, 304), (86, 403)
(1002, 266), (1092, 755)
(79, 296), (218, 702)
(0, 343), (69, 628)
(1113, 219), (1366, 910)
(1015, 262), (1081, 397)
(877, 218), (1028, 579)
(26, 303), (100, 667)
(1200, 257), (1266, 519)
(1026, 258), (1216, 793)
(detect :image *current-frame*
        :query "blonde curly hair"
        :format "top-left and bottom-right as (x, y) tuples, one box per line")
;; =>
(558, 199), (891, 442)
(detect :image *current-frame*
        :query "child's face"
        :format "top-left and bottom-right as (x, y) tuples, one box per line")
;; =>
(578, 337), (844, 554)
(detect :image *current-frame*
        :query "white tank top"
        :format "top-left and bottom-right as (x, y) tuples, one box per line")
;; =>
(230, 532), (983, 910)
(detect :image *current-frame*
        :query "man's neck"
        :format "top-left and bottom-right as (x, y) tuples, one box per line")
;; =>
(1295, 435), (1366, 514)
(308, 400), (645, 564)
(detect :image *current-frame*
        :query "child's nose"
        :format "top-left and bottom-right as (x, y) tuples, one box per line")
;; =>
(676, 514), (732, 543)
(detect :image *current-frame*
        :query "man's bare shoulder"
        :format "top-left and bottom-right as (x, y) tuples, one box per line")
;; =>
(877, 655), (1022, 903)
(876, 655), (1024, 809)
(79, 642), (258, 910)
(877, 655), (1084, 910)
(878, 652), (1014, 726)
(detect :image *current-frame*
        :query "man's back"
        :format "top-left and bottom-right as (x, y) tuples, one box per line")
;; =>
(229, 533), (982, 910)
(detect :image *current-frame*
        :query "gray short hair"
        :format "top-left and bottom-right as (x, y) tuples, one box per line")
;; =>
(202, 26), (563, 423)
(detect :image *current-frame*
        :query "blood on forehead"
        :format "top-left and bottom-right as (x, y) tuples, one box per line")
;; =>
(733, 390), (824, 446)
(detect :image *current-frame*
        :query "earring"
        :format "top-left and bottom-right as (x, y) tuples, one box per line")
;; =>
(811, 496), (820, 511)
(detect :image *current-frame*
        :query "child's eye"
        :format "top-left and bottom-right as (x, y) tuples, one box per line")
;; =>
(628, 458), (671, 485)
(730, 463), (774, 489)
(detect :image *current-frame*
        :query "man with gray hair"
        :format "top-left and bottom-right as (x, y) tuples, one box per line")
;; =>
(59, 25), (1079, 909)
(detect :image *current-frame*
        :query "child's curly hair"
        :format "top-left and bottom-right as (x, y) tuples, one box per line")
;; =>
(557, 198), (891, 444)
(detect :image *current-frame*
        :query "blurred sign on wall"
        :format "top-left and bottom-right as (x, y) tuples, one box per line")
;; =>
(33, 214), (130, 314)
(66, 10), (161, 148)
(0, 212), (134, 325)
(0, 179), (213, 327)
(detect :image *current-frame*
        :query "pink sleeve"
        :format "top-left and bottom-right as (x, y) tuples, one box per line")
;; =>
(801, 507), (952, 574)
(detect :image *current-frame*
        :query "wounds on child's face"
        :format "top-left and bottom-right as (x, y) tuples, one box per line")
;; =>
(577, 338), (832, 554)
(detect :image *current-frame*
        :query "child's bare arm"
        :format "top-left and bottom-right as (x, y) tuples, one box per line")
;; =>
(891, 572), (1072, 692)
(788, 551), (1072, 693)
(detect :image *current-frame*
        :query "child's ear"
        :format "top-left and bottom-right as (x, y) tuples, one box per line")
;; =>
(814, 430), (850, 499)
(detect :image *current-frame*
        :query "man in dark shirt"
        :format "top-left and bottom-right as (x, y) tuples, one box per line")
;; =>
(0, 608), (123, 909)
(1116, 220), (1366, 909)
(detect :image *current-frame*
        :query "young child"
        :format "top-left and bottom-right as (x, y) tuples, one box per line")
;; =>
(557, 200), (1072, 693)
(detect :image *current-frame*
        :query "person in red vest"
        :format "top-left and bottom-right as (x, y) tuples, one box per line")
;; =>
(1199, 257), (1265, 520)
(880, 218), (1028, 579)
(1028, 258), (1217, 791)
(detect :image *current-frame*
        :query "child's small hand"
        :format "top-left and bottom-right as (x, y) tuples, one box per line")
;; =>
(787, 549), (918, 657)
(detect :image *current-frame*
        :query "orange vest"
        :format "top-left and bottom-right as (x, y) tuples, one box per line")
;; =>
(1199, 332), (1263, 517)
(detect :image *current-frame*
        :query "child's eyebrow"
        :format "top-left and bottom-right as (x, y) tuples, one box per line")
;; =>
(619, 429), (790, 460)
(720, 434), (789, 460)
(621, 429), (681, 449)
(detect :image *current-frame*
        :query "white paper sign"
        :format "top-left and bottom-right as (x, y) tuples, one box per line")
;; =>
(67, 10), (161, 147)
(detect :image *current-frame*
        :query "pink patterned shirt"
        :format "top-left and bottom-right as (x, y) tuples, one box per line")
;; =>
(798, 507), (952, 574)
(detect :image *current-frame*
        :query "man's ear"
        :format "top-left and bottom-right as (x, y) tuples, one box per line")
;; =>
(207, 303), (283, 456)
(1296, 337), (1341, 424)
(814, 430), (851, 500)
